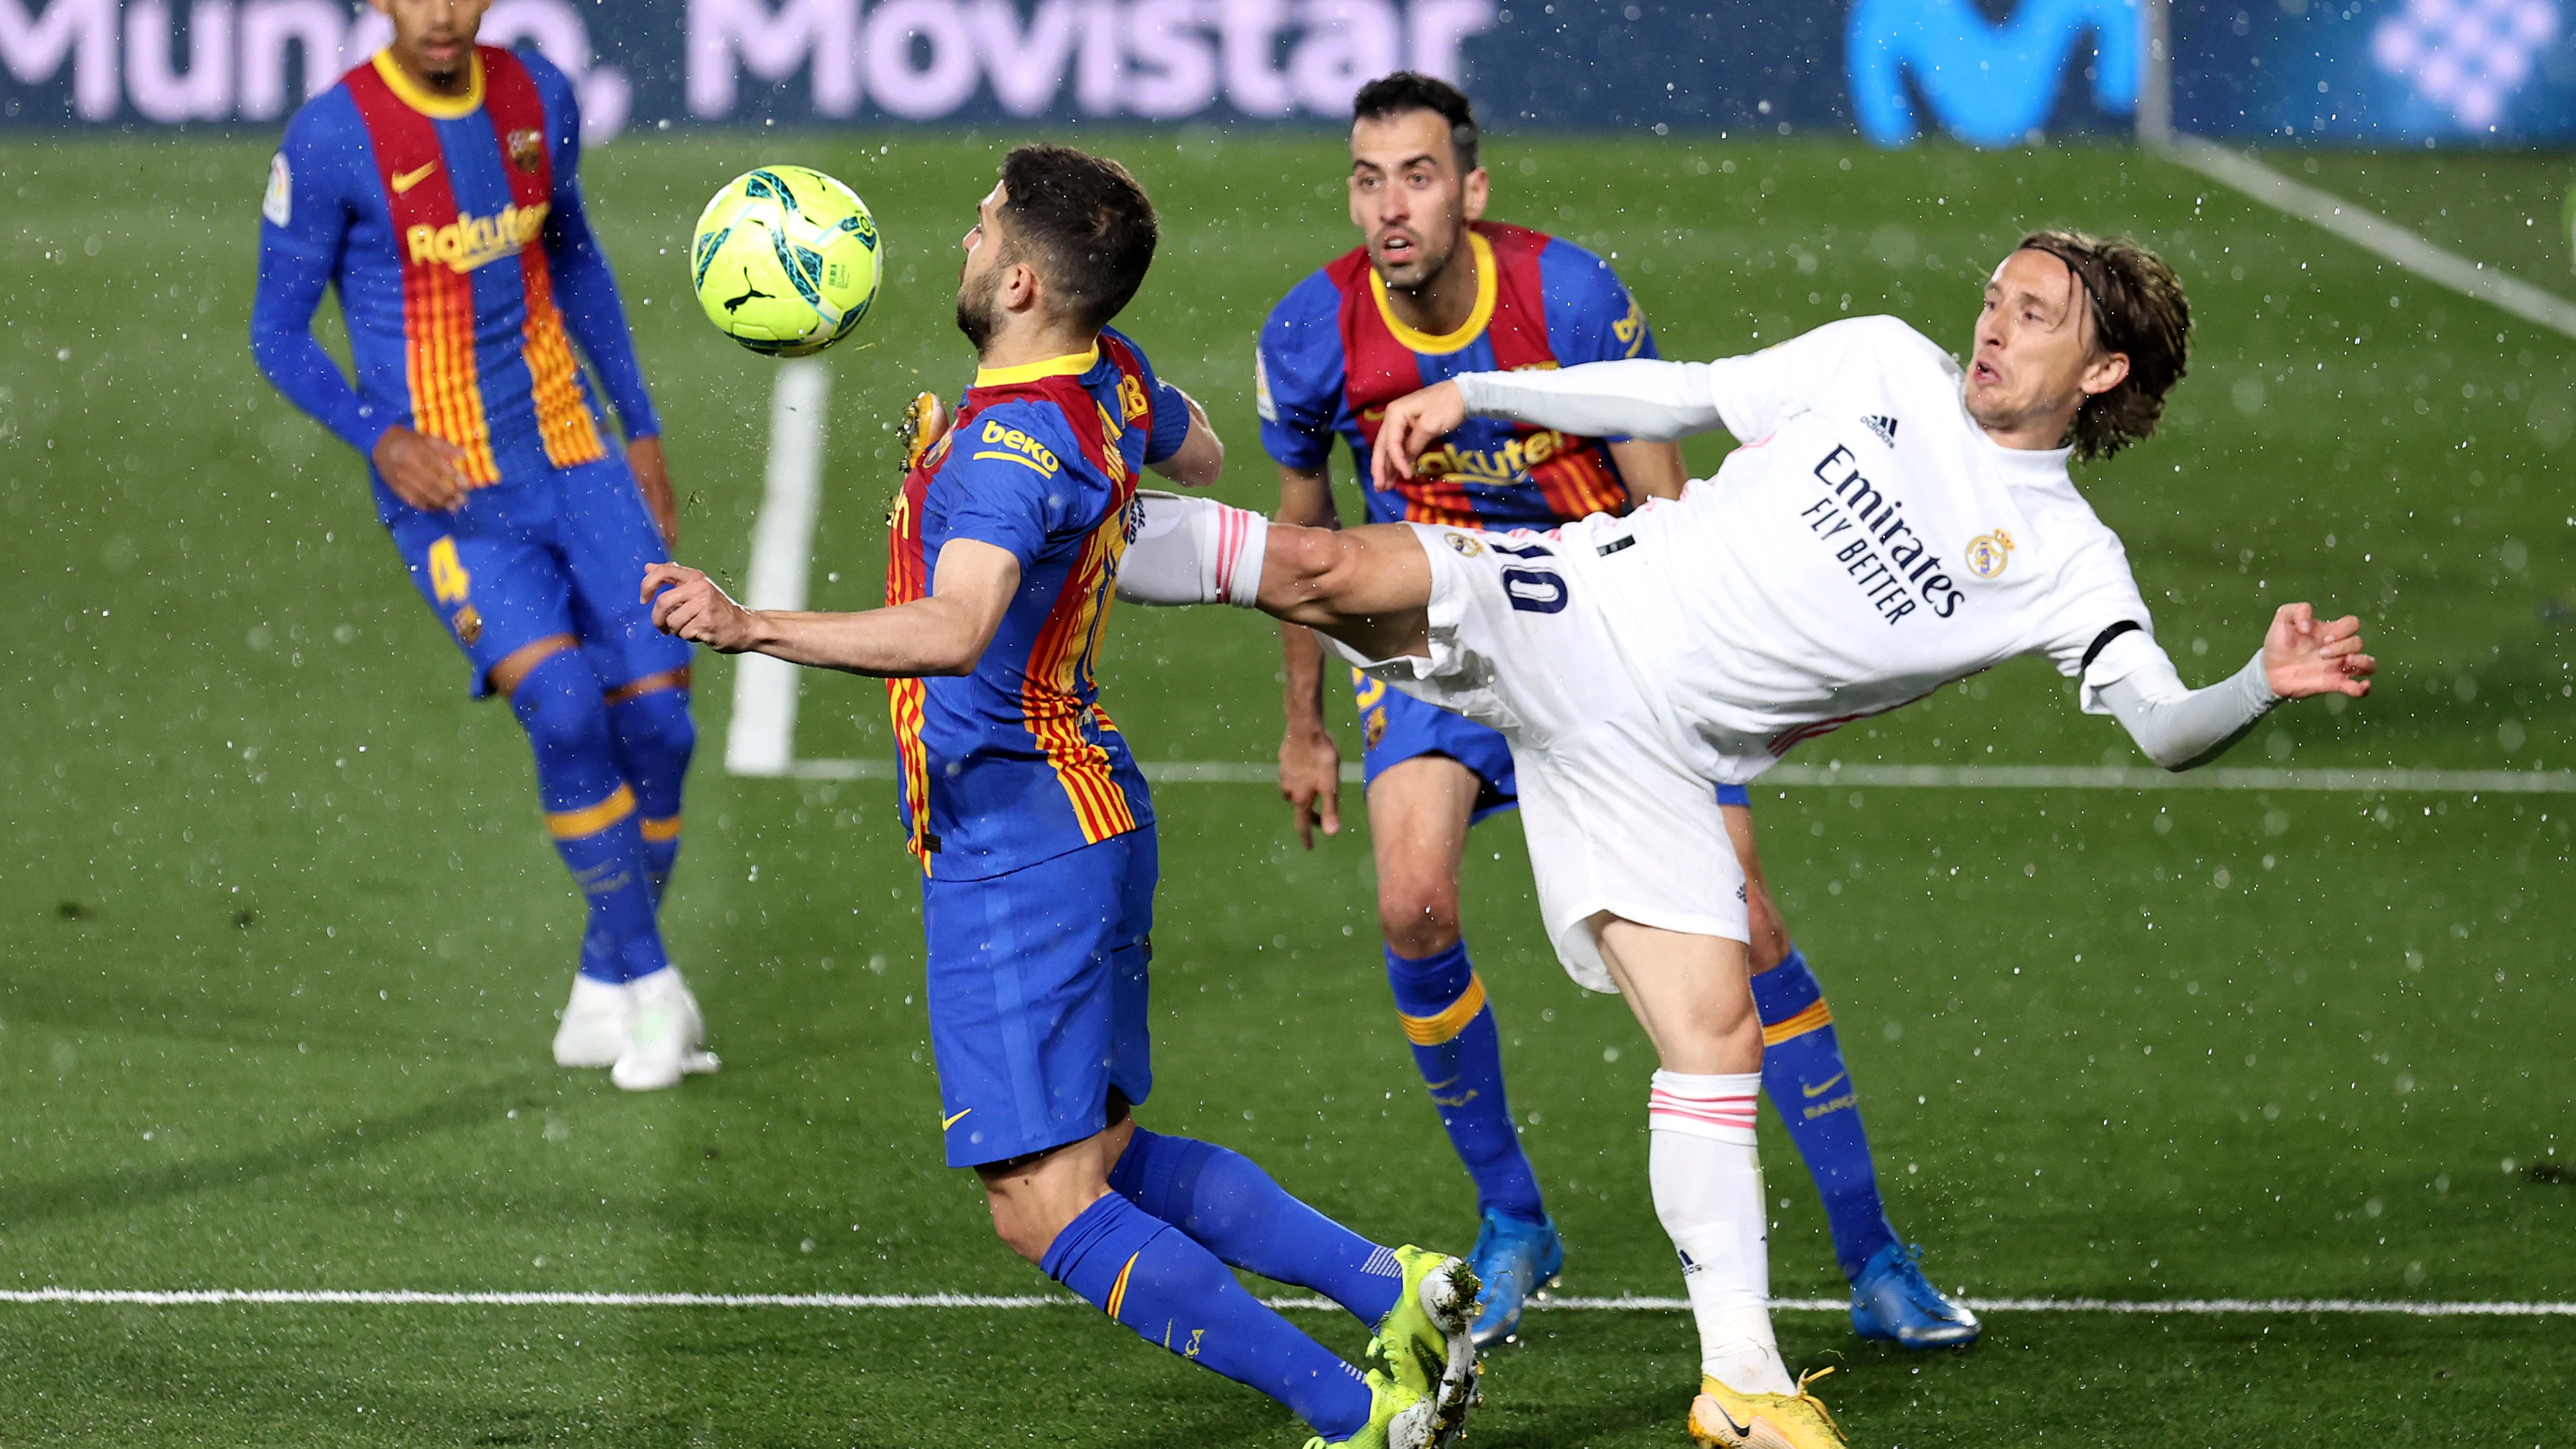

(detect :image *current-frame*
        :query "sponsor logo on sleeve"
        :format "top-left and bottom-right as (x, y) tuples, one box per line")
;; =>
(262, 152), (291, 226)
(1253, 349), (1277, 423)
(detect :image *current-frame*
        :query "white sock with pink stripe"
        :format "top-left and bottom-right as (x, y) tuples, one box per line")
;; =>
(1648, 1069), (1795, 1397)
(1116, 492), (1268, 608)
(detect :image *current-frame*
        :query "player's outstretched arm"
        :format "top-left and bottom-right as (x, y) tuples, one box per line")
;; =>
(2092, 603), (2373, 771)
(1118, 493), (1433, 665)
(641, 542), (1019, 677)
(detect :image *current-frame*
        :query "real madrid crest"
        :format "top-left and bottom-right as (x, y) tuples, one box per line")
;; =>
(1444, 532), (1483, 558)
(1963, 529), (2015, 580)
(505, 128), (544, 174)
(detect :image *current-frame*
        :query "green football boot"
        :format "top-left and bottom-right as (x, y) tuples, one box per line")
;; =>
(1301, 1369), (1439, 1449)
(1365, 1245), (1482, 1446)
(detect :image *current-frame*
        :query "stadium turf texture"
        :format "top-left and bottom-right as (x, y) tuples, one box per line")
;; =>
(1, 131), (2570, 1445)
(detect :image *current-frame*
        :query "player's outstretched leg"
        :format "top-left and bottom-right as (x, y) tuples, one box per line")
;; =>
(604, 670), (696, 907)
(1109, 1127), (1482, 1442)
(1752, 950), (1979, 1349)
(1118, 493), (1435, 664)
(996, 1144), (1453, 1448)
(506, 647), (711, 1088)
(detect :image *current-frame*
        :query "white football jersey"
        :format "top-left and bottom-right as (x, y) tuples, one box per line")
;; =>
(1550, 315), (2156, 784)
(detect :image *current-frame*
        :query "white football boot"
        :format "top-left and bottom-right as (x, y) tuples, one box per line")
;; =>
(551, 975), (631, 1069)
(610, 966), (720, 1091)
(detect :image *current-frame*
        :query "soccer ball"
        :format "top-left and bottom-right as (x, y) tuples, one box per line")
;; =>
(690, 166), (881, 357)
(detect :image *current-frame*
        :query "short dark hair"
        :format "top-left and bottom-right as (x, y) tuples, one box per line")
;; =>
(1352, 71), (1480, 176)
(997, 144), (1158, 334)
(2014, 229), (2192, 463)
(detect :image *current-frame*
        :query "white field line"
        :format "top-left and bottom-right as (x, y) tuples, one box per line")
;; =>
(2159, 134), (2576, 342)
(3, 1289), (2568, 1317)
(723, 359), (832, 779)
(777, 757), (2572, 794)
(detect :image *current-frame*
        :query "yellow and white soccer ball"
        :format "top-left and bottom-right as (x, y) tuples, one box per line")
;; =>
(690, 165), (881, 357)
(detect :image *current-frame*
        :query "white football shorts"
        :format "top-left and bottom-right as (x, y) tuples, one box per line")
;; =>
(1331, 522), (1749, 993)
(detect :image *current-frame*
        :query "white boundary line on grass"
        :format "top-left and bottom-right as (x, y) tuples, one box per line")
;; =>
(2157, 134), (2576, 343)
(774, 755), (2574, 795)
(3, 1289), (2568, 1317)
(723, 359), (833, 779)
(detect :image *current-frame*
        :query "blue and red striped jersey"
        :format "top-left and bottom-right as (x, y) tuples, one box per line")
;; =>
(251, 45), (655, 489)
(885, 328), (1192, 880)
(1255, 221), (1659, 530)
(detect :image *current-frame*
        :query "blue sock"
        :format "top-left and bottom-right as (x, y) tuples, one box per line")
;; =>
(606, 687), (694, 907)
(1110, 1128), (1405, 1329)
(1386, 941), (1546, 1222)
(511, 652), (670, 986)
(1042, 1193), (1372, 1440)
(1752, 947), (1898, 1280)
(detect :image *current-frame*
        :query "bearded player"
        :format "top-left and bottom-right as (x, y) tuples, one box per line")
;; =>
(644, 145), (1486, 1449)
(1125, 232), (2374, 1445)
(1261, 71), (1974, 1348)
(250, 0), (710, 1089)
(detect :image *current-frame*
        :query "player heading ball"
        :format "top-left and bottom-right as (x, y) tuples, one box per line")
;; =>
(1122, 230), (2372, 1449)
(643, 145), (1487, 1449)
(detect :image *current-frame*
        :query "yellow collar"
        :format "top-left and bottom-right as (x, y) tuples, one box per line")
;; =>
(373, 48), (484, 119)
(1370, 231), (1497, 356)
(975, 346), (1100, 387)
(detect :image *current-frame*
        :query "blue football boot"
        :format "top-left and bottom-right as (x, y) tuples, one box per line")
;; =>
(1465, 1209), (1564, 1347)
(1848, 1242), (1981, 1349)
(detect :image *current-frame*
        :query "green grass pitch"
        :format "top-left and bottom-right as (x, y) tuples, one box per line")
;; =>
(2, 129), (2572, 1445)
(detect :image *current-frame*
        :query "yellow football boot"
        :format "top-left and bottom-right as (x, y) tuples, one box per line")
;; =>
(1300, 1369), (1439, 1449)
(1687, 1367), (1849, 1449)
(1363, 1245), (1481, 1444)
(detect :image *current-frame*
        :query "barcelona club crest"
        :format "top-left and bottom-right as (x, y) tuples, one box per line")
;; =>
(1963, 529), (2015, 580)
(505, 128), (544, 174)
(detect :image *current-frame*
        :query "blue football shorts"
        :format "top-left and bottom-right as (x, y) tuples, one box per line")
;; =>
(1349, 666), (1518, 823)
(380, 454), (690, 698)
(922, 829), (1157, 1169)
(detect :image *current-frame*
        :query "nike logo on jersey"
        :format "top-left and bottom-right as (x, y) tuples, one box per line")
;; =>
(941, 1108), (973, 1129)
(391, 161), (439, 194)
(1862, 414), (1899, 446)
(1802, 1072), (1848, 1098)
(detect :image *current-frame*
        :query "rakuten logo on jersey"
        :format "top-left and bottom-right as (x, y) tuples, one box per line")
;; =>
(1797, 443), (1961, 624)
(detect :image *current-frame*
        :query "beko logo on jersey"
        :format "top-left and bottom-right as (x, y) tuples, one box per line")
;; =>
(406, 202), (550, 274)
(1799, 444), (1962, 624)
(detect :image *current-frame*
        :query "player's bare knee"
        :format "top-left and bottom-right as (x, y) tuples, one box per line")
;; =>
(1376, 878), (1461, 958)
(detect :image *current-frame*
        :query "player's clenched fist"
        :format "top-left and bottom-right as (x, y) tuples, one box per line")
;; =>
(2262, 602), (2376, 699)
(1368, 379), (1469, 492)
(643, 563), (763, 653)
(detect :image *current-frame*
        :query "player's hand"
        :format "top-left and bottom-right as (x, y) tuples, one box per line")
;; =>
(1279, 727), (1343, 849)
(1368, 380), (1467, 492)
(372, 425), (470, 513)
(2261, 602), (2374, 699)
(629, 435), (680, 548)
(642, 562), (764, 653)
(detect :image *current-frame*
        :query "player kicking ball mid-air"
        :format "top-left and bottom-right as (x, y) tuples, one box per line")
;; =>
(1260, 71), (1979, 1348)
(250, 0), (710, 1089)
(1123, 232), (2374, 1445)
(643, 146), (1482, 1449)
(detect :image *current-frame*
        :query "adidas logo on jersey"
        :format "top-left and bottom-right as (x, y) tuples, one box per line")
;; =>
(1862, 414), (1899, 447)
